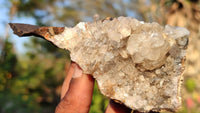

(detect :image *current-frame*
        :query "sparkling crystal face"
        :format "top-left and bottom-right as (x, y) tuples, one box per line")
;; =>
(47, 17), (189, 112)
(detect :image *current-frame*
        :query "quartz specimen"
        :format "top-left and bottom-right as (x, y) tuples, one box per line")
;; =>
(9, 16), (190, 112)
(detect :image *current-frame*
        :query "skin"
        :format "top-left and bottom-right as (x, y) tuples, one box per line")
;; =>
(55, 62), (156, 113)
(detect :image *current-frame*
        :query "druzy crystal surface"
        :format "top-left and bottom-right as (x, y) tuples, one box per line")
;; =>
(10, 17), (190, 112)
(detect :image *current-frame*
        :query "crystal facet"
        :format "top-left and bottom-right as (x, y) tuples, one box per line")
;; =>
(10, 17), (190, 112)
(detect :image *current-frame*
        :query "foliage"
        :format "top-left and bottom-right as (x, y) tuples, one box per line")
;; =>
(0, 38), (70, 113)
(0, 40), (17, 91)
(186, 79), (196, 92)
(90, 82), (109, 113)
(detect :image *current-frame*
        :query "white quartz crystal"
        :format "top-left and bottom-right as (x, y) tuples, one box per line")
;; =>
(46, 17), (189, 112)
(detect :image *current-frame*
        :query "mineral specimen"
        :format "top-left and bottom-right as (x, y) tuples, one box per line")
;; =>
(9, 16), (190, 112)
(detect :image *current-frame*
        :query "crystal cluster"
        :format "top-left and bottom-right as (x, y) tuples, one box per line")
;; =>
(10, 17), (190, 112)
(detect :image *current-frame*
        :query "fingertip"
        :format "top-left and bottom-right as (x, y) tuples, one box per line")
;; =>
(60, 62), (76, 99)
(56, 63), (95, 113)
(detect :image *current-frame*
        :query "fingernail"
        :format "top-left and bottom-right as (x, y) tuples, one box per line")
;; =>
(72, 64), (83, 78)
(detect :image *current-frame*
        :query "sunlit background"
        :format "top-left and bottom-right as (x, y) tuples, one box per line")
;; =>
(0, 0), (200, 113)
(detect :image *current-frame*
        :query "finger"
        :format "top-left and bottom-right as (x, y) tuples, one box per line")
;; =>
(105, 100), (132, 113)
(60, 62), (75, 99)
(55, 63), (95, 113)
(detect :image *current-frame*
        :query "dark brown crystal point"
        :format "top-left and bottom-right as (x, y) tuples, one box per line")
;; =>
(9, 23), (64, 39)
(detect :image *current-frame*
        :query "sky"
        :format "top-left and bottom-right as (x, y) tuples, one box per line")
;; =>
(0, 0), (36, 54)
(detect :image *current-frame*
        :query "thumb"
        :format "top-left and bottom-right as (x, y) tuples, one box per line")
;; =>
(55, 63), (95, 113)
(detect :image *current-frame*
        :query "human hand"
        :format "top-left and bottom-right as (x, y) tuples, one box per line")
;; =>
(55, 62), (132, 113)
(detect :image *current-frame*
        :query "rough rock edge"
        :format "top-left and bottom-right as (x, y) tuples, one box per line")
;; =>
(9, 17), (189, 112)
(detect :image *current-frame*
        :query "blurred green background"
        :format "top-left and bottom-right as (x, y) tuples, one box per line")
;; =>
(0, 0), (200, 113)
